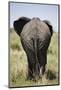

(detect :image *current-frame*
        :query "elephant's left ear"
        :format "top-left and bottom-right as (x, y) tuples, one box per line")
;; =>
(13, 17), (31, 36)
(43, 20), (53, 36)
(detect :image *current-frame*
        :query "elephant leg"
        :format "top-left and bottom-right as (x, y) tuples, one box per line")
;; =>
(27, 55), (34, 80)
(26, 50), (37, 80)
(27, 62), (33, 80)
(27, 49), (40, 80)
(21, 39), (40, 80)
(21, 39), (35, 79)
(37, 49), (47, 76)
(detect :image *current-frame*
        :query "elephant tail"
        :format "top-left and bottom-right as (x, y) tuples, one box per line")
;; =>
(33, 39), (38, 60)
(33, 38), (40, 74)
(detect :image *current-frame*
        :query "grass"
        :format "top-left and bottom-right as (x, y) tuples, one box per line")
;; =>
(9, 28), (59, 87)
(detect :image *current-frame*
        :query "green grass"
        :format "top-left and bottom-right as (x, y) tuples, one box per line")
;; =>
(9, 28), (59, 87)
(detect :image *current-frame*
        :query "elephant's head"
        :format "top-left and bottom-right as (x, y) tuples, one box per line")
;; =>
(13, 17), (31, 36)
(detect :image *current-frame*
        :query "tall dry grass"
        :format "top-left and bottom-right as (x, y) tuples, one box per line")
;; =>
(9, 29), (59, 87)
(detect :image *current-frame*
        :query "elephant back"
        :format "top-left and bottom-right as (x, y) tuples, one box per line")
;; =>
(21, 18), (51, 41)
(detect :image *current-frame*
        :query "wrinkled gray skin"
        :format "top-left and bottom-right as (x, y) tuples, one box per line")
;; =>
(13, 17), (53, 80)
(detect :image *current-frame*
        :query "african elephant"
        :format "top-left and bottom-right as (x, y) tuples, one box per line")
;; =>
(13, 17), (53, 80)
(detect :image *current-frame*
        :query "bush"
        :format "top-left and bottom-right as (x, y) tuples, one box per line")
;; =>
(11, 42), (20, 51)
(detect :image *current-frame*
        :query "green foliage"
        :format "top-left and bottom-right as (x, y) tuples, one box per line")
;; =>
(9, 28), (59, 87)
(11, 41), (20, 51)
(10, 29), (22, 51)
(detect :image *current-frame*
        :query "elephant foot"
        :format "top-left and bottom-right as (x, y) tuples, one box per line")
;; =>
(27, 76), (32, 80)
(27, 72), (39, 81)
(39, 66), (46, 77)
(33, 75), (40, 81)
(27, 72), (34, 80)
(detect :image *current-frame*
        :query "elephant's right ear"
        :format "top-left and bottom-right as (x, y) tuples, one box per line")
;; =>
(13, 17), (31, 36)
(43, 20), (53, 36)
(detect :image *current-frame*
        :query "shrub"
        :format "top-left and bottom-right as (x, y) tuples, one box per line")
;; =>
(11, 42), (20, 51)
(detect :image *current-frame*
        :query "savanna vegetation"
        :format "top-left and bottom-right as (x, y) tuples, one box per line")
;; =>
(9, 28), (59, 87)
